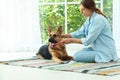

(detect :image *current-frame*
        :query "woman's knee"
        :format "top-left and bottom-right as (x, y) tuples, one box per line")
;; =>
(73, 52), (83, 62)
(73, 51), (96, 63)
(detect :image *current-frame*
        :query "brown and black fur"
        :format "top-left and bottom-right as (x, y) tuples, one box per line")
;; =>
(36, 26), (73, 63)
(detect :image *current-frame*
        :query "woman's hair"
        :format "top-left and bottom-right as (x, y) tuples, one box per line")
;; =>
(80, 0), (106, 17)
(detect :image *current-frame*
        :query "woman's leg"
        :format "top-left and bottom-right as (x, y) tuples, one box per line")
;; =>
(73, 47), (97, 63)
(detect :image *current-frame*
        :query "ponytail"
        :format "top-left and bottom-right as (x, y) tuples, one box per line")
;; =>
(95, 8), (106, 18)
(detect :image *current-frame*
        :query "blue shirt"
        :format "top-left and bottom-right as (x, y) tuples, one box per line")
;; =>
(70, 12), (118, 62)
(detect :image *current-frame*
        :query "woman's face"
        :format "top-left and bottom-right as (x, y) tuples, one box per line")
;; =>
(80, 4), (93, 17)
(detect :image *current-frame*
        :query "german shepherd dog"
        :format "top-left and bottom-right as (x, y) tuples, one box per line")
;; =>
(36, 26), (73, 63)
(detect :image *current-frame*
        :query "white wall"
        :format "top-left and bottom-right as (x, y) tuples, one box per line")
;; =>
(0, 0), (41, 52)
(113, 0), (120, 57)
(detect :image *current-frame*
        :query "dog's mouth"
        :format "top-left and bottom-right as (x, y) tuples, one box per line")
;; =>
(49, 38), (57, 48)
(50, 43), (56, 48)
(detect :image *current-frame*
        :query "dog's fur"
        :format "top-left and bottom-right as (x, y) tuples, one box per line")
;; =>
(36, 26), (73, 63)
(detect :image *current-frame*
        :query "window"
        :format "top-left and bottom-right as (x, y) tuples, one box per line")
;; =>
(39, 0), (112, 43)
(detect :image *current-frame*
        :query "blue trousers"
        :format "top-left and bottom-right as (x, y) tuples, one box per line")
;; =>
(73, 47), (96, 63)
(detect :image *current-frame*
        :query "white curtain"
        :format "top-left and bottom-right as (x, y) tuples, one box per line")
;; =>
(113, 0), (120, 51)
(0, 0), (41, 52)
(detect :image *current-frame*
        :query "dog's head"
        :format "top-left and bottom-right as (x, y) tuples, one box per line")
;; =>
(48, 26), (62, 47)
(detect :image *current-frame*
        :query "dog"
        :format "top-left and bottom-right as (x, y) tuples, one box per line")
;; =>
(36, 26), (73, 63)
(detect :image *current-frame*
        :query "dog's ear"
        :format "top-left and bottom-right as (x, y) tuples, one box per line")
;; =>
(48, 26), (52, 34)
(57, 26), (62, 35)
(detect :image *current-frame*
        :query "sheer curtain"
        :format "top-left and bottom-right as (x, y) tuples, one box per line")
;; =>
(113, 0), (120, 56)
(0, 0), (41, 52)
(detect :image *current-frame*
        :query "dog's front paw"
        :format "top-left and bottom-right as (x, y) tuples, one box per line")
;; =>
(59, 61), (70, 64)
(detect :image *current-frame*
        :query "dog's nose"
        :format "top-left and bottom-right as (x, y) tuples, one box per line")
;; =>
(49, 37), (57, 43)
(49, 38), (52, 42)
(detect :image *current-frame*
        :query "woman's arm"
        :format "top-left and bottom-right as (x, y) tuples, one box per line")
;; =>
(61, 34), (72, 38)
(61, 38), (83, 44)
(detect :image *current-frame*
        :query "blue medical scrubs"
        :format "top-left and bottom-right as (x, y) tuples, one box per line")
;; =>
(70, 12), (118, 63)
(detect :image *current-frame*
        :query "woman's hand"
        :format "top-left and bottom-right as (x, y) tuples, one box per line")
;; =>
(61, 38), (73, 44)
(60, 38), (82, 44)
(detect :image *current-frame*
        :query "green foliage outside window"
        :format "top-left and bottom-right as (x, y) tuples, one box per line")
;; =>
(103, 0), (113, 26)
(67, 4), (85, 33)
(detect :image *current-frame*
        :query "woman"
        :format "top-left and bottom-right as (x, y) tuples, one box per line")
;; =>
(61, 0), (118, 63)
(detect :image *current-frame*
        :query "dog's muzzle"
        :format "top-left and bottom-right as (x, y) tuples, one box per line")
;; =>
(49, 37), (57, 48)
(49, 37), (57, 43)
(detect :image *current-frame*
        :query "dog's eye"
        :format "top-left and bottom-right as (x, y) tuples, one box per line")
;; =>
(49, 34), (52, 37)
(53, 34), (57, 37)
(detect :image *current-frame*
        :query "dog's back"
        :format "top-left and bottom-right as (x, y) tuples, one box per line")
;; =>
(36, 44), (52, 59)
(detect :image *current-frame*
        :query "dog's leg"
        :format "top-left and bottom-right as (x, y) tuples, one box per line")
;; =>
(37, 54), (44, 59)
(52, 57), (63, 63)
(63, 51), (73, 60)
(66, 56), (73, 60)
